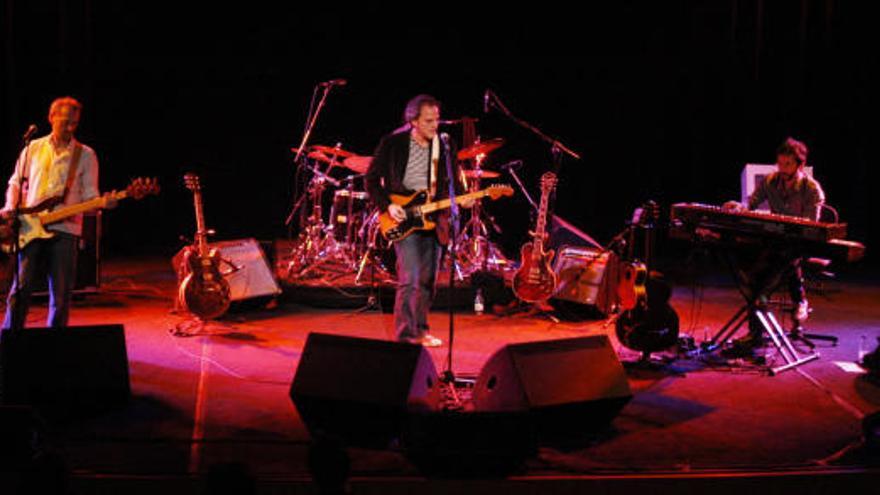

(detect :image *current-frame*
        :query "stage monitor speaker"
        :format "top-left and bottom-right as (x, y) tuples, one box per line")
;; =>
(473, 335), (632, 446)
(290, 332), (441, 448)
(551, 245), (616, 316)
(0, 405), (41, 470)
(173, 238), (280, 302)
(0, 324), (130, 415)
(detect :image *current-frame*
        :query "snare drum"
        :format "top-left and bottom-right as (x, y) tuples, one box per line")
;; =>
(330, 189), (369, 244)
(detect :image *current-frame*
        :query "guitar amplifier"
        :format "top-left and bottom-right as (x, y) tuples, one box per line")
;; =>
(173, 238), (280, 302)
(551, 246), (615, 315)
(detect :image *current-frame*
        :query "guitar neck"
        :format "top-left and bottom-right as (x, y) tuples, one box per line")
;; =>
(192, 190), (210, 257)
(39, 191), (127, 224)
(420, 190), (489, 215)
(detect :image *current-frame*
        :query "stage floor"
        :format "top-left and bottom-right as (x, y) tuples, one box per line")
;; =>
(3, 255), (880, 493)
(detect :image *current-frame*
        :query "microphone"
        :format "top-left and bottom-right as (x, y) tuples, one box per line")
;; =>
(439, 132), (450, 148)
(22, 124), (38, 142)
(320, 78), (347, 87)
(483, 90), (491, 113)
(498, 159), (523, 170)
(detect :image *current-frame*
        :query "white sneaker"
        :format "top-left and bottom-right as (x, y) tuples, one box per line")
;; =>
(420, 334), (443, 347)
(795, 300), (810, 322)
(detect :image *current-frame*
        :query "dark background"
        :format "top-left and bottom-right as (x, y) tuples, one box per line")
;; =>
(1, 2), (876, 267)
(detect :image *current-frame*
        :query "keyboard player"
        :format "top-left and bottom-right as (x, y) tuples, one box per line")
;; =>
(723, 137), (826, 347)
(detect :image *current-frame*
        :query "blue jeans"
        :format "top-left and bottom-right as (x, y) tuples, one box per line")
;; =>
(393, 231), (440, 341)
(3, 233), (79, 331)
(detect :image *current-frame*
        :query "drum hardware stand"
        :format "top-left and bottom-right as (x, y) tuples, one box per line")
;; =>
(452, 154), (511, 277)
(285, 159), (361, 280)
(352, 213), (392, 313)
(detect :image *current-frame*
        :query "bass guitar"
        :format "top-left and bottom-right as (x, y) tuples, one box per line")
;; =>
(378, 185), (513, 242)
(1, 177), (159, 253)
(512, 172), (558, 303)
(179, 173), (230, 320)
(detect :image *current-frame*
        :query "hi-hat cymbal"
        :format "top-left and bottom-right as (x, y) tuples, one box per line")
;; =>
(310, 145), (356, 158)
(462, 169), (500, 179)
(457, 138), (504, 160)
(343, 155), (372, 174)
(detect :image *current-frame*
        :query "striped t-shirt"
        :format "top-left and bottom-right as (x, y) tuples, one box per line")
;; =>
(402, 137), (430, 191)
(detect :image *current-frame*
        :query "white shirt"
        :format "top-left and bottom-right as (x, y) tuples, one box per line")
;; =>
(5, 135), (100, 236)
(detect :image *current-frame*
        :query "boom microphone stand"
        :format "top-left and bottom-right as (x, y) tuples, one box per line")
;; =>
(285, 79), (346, 228)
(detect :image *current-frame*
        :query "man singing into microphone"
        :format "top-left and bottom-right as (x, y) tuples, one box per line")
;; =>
(1, 96), (114, 331)
(366, 94), (468, 347)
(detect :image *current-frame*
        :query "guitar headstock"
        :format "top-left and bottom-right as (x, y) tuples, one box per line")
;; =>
(540, 172), (558, 192)
(125, 177), (161, 199)
(184, 173), (201, 192)
(486, 184), (515, 200)
(631, 200), (660, 227)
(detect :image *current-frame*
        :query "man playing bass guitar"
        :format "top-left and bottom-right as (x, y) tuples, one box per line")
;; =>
(1, 97), (116, 331)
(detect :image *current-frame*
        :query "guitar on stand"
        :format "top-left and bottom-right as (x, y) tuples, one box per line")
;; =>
(614, 201), (680, 362)
(512, 172), (558, 303)
(178, 173), (231, 322)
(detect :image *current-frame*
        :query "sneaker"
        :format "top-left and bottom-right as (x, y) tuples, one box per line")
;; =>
(795, 300), (810, 322)
(419, 334), (443, 347)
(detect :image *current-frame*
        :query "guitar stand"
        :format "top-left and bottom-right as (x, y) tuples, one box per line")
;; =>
(169, 316), (236, 337)
(492, 298), (559, 323)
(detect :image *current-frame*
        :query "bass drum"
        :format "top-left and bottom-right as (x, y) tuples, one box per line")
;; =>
(329, 190), (369, 246)
(355, 209), (396, 278)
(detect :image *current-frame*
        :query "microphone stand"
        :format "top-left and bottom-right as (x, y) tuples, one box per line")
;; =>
(7, 132), (35, 331)
(485, 90), (581, 162)
(285, 82), (341, 227)
(441, 135), (462, 391)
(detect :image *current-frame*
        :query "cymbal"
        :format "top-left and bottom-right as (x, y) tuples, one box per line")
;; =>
(310, 145), (356, 158)
(462, 169), (500, 179)
(457, 138), (504, 160)
(306, 150), (342, 167)
(343, 155), (372, 174)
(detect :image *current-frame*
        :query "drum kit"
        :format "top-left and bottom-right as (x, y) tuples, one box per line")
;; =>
(282, 138), (513, 284)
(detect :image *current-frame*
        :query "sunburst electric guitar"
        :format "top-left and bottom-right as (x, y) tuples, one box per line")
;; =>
(512, 172), (558, 303)
(378, 185), (514, 242)
(1, 177), (159, 253)
(179, 173), (231, 320)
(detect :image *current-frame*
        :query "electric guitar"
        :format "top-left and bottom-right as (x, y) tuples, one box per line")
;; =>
(0, 177), (159, 253)
(378, 185), (514, 242)
(179, 173), (231, 320)
(512, 172), (558, 303)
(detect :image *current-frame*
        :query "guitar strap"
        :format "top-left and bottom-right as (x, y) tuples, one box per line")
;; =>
(19, 142), (82, 213)
(61, 143), (83, 203)
(429, 135), (439, 200)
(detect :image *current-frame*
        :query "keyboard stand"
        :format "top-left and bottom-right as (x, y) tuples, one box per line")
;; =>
(692, 247), (820, 375)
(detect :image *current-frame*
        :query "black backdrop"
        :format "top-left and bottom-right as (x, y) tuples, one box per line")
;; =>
(1, 2), (876, 266)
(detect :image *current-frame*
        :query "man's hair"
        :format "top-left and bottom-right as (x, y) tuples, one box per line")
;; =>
(403, 94), (440, 123)
(48, 96), (83, 119)
(777, 137), (808, 167)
